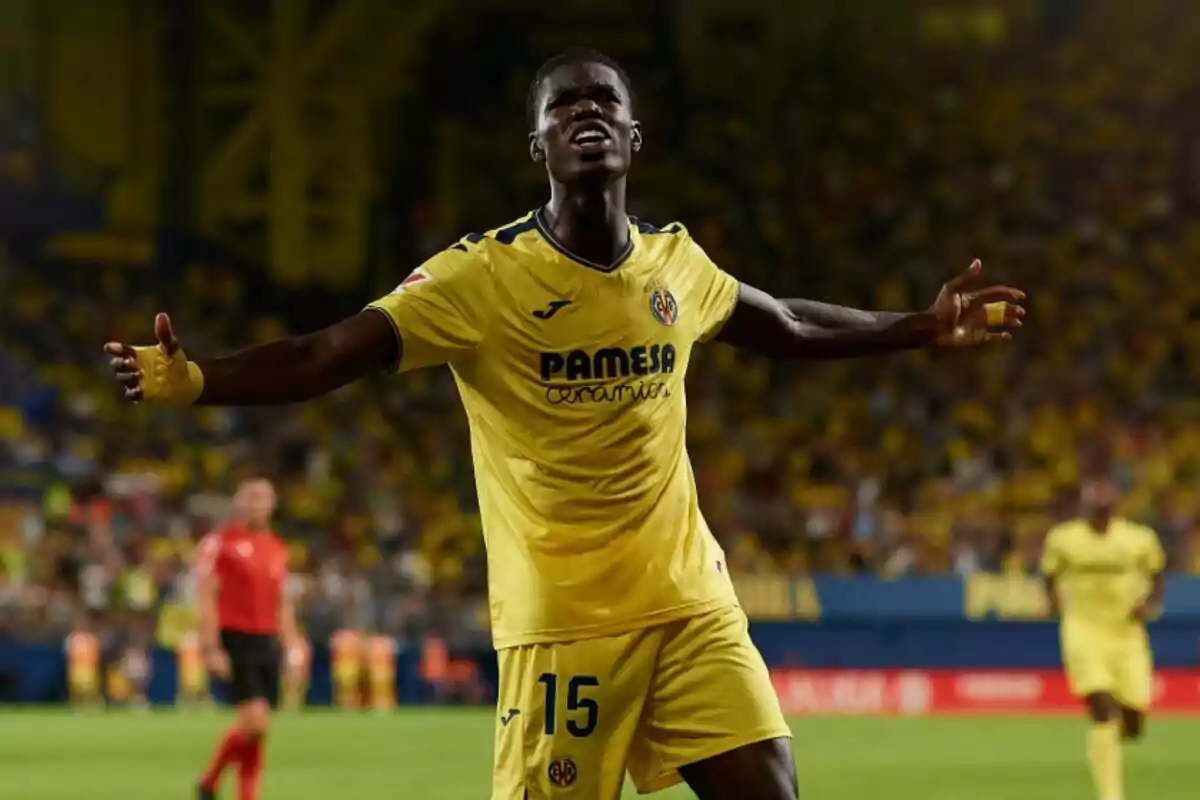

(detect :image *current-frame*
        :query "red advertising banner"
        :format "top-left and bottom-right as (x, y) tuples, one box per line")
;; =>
(770, 669), (1200, 716)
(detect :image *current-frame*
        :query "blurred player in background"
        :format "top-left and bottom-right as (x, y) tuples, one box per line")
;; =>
(1042, 475), (1165, 800)
(176, 629), (210, 707)
(194, 477), (299, 800)
(65, 614), (101, 706)
(106, 49), (1023, 800)
(280, 633), (311, 711)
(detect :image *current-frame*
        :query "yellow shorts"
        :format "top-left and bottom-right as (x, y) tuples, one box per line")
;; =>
(491, 605), (790, 800)
(1061, 628), (1153, 711)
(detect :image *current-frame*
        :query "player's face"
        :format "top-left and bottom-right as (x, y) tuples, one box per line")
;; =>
(1081, 479), (1118, 516)
(530, 62), (641, 185)
(235, 479), (277, 529)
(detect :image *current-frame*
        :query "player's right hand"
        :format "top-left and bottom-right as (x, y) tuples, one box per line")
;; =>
(203, 646), (232, 681)
(103, 313), (204, 405)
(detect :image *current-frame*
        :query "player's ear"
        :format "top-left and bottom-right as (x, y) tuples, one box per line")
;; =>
(528, 133), (545, 164)
(631, 121), (643, 153)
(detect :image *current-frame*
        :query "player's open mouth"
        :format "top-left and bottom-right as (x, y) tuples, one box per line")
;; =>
(569, 126), (612, 154)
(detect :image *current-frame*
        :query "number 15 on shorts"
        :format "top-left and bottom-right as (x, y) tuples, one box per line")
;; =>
(538, 673), (599, 737)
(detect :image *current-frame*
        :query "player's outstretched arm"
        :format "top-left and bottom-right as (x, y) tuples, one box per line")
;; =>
(715, 260), (1025, 359)
(775, 299), (910, 331)
(103, 310), (398, 406)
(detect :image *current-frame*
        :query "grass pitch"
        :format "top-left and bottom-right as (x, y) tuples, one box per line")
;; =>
(2, 709), (1198, 798)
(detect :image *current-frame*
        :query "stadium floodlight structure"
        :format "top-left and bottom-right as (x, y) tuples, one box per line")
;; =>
(182, 0), (435, 288)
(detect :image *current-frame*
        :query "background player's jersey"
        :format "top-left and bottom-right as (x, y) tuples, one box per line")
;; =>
(1041, 517), (1164, 635)
(368, 211), (741, 648)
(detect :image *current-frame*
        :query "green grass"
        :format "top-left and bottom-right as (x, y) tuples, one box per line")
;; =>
(1, 709), (1198, 798)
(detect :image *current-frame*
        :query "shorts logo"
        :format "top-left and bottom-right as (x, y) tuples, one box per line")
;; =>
(548, 757), (578, 787)
(649, 286), (678, 327)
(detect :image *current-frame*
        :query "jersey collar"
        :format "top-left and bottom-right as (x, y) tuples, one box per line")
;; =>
(533, 207), (635, 273)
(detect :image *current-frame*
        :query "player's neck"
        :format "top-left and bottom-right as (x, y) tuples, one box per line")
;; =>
(1087, 514), (1113, 534)
(543, 180), (629, 267)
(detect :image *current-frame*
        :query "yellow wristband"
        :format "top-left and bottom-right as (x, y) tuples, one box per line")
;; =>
(134, 346), (205, 405)
(184, 360), (206, 404)
(985, 302), (1006, 327)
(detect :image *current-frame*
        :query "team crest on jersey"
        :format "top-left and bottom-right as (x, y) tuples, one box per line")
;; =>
(548, 757), (578, 787)
(391, 268), (428, 294)
(649, 285), (679, 327)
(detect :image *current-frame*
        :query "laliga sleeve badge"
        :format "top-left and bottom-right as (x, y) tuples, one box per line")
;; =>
(391, 268), (429, 294)
(548, 757), (578, 787)
(649, 284), (679, 327)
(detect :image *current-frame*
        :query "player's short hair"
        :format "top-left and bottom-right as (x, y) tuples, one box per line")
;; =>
(526, 48), (634, 128)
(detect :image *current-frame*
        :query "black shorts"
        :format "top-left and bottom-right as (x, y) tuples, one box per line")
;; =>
(221, 629), (280, 707)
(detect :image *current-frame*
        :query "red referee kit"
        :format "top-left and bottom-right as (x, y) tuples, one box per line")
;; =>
(196, 523), (289, 634)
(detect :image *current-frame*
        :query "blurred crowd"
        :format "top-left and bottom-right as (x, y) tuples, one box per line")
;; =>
(5, 5), (1200, 647)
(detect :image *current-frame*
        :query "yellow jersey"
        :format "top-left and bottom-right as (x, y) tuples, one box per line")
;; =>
(368, 211), (742, 648)
(1041, 517), (1165, 635)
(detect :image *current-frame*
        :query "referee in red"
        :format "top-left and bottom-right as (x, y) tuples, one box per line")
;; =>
(195, 476), (298, 800)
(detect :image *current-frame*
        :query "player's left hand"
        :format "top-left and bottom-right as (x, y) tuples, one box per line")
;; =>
(930, 260), (1026, 347)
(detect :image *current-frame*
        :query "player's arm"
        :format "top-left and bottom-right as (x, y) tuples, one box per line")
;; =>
(103, 246), (489, 406)
(1040, 528), (1064, 617)
(104, 310), (396, 406)
(719, 286), (939, 359)
(194, 537), (230, 679)
(1132, 526), (1167, 622)
(715, 261), (1024, 359)
(776, 299), (909, 331)
(197, 568), (221, 653)
(1043, 576), (1060, 617)
(1132, 572), (1166, 622)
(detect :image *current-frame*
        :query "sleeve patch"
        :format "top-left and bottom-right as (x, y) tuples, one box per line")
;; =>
(392, 268), (429, 293)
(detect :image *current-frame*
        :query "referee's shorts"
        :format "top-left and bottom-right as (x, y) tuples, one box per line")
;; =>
(220, 629), (281, 707)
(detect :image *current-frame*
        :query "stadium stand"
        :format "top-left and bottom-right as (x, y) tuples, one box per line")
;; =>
(2, 0), (1200, 679)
